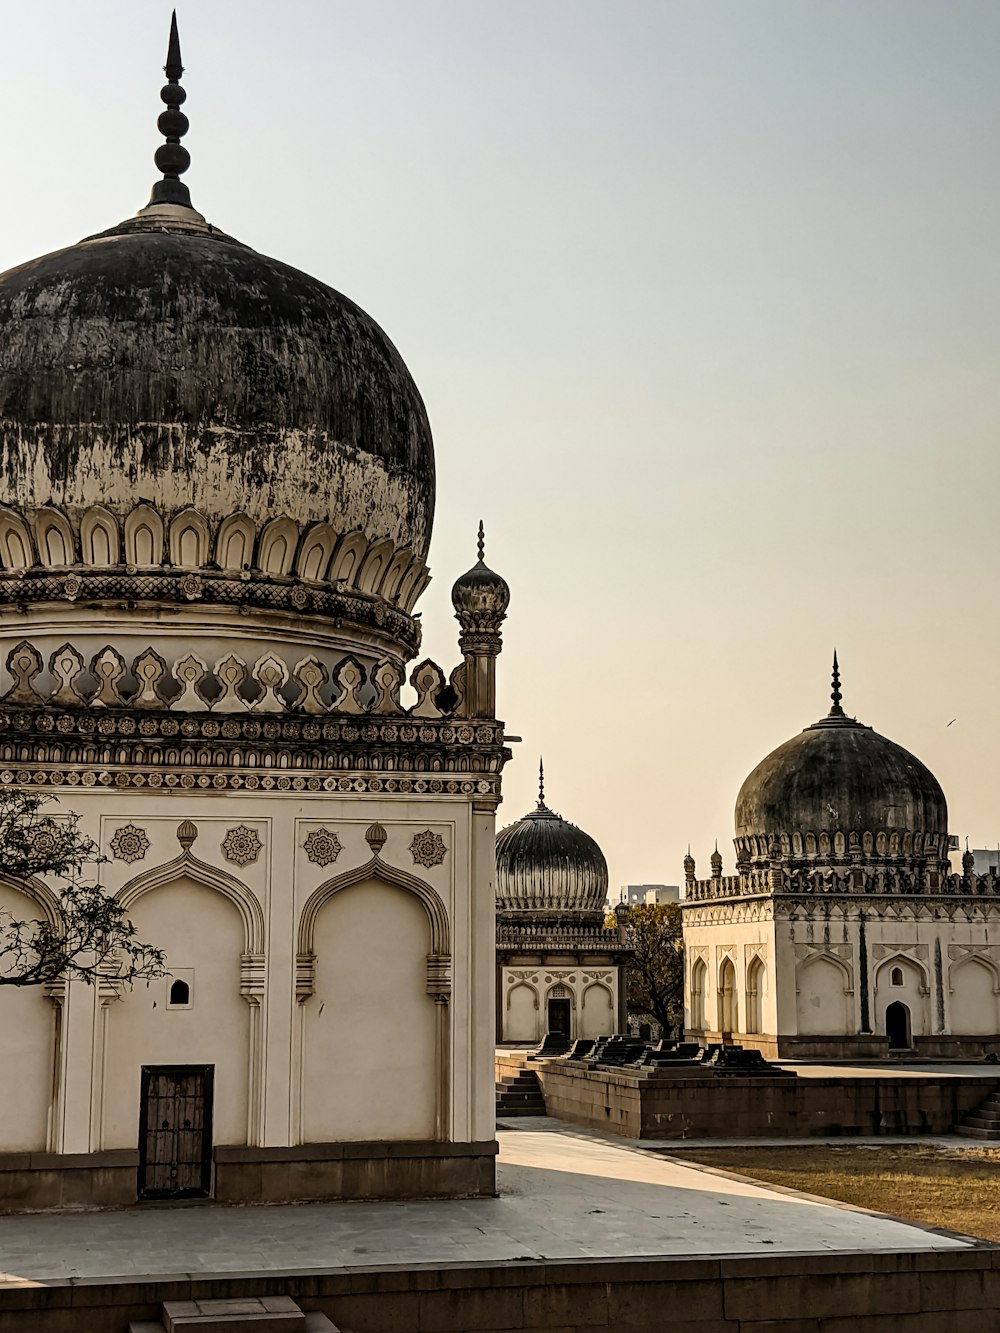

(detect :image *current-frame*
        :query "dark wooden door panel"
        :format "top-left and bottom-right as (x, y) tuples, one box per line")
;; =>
(138, 1065), (213, 1199)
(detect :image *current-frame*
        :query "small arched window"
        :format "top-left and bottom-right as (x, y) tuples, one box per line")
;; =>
(167, 975), (193, 1008)
(890, 966), (903, 987)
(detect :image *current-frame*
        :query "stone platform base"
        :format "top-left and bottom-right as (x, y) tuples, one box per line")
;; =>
(516, 1055), (1000, 1138)
(0, 1140), (498, 1213)
(4, 1251), (1000, 1332)
(695, 1030), (1000, 1060)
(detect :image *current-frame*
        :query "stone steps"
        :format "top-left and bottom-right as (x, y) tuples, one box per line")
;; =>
(496, 1067), (545, 1118)
(129, 1297), (343, 1333)
(956, 1093), (1000, 1140)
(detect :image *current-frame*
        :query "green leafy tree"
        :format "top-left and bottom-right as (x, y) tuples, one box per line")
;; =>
(0, 790), (165, 988)
(609, 902), (685, 1034)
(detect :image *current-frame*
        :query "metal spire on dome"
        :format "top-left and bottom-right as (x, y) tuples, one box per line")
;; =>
(537, 757), (546, 809)
(829, 650), (845, 717)
(148, 11), (194, 208)
(477, 520), (485, 563)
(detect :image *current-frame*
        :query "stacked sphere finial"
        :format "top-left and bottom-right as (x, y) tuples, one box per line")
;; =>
(149, 11), (193, 208)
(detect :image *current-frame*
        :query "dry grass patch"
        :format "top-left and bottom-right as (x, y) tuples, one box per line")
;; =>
(677, 1143), (1000, 1242)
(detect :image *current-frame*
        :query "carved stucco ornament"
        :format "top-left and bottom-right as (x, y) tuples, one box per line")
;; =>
(222, 824), (262, 867)
(303, 827), (343, 867)
(410, 829), (447, 868)
(366, 822), (388, 855)
(110, 823), (150, 864)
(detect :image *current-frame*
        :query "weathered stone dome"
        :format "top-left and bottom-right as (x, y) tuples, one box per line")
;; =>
(735, 658), (948, 869)
(0, 215), (435, 560)
(496, 773), (608, 919)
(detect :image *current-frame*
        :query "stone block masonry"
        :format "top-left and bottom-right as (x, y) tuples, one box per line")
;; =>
(2, 1252), (1000, 1331)
(526, 1059), (1000, 1138)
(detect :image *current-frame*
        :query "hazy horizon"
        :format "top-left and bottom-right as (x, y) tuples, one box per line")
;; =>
(2, 1), (999, 889)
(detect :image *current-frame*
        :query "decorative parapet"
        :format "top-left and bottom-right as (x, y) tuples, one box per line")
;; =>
(683, 866), (1000, 903)
(0, 640), (485, 720)
(684, 871), (772, 901)
(497, 922), (629, 953)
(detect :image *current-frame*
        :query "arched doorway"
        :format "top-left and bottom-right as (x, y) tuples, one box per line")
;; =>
(886, 1000), (912, 1051)
(547, 986), (572, 1038)
(718, 958), (737, 1035)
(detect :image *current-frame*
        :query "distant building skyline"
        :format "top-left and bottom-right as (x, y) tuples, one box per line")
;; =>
(618, 885), (681, 907)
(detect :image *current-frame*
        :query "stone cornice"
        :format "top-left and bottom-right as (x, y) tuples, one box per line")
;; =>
(0, 706), (510, 800)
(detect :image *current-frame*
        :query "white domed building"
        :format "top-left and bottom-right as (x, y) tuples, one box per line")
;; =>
(495, 765), (630, 1043)
(682, 657), (1000, 1059)
(0, 20), (510, 1208)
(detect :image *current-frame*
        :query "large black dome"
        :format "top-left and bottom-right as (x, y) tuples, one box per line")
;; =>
(0, 216), (435, 559)
(735, 661), (948, 868)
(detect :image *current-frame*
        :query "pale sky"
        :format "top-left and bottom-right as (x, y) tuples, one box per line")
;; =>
(3, 1), (1000, 890)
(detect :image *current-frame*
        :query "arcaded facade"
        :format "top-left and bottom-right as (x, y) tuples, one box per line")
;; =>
(683, 658), (1000, 1059)
(0, 21), (510, 1209)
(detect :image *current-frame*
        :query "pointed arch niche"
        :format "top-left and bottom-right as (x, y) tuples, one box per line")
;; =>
(0, 873), (64, 1152)
(296, 855), (451, 1144)
(104, 855), (266, 1151)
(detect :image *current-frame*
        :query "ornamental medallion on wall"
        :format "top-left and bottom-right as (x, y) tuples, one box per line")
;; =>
(303, 827), (342, 867)
(410, 829), (447, 868)
(110, 823), (150, 864)
(222, 825), (262, 867)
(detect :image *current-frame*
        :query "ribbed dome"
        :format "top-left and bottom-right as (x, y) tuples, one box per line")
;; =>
(496, 787), (608, 918)
(0, 216), (435, 559)
(735, 659), (948, 869)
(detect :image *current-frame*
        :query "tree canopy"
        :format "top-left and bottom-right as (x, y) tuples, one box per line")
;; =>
(0, 790), (165, 988)
(611, 902), (684, 1034)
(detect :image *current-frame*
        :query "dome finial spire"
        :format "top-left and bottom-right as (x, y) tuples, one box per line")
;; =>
(477, 520), (485, 563)
(829, 649), (845, 717)
(148, 10), (194, 209)
(538, 756), (545, 808)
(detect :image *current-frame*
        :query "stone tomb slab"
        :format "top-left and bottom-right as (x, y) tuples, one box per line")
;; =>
(163, 1296), (305, 1331)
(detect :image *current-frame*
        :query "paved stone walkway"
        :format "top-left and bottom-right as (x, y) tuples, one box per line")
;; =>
(0, 1121), (970, 1286)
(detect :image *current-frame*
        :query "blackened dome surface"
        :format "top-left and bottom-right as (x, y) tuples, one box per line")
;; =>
(0, 222), (435, 557)
(735, 716), (948, 848)
(496, 801), (609, 916)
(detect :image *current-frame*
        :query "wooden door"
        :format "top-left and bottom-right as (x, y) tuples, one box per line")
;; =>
(138, 1065), (213, 1200)
(547, 997), (571, 1037)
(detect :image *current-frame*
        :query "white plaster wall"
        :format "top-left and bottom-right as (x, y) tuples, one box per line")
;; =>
(950, 958), (998, 1034)
(796, 955), (850, 1035)
(302, 880), (436, 1141)
(505, 983), (538, 1042)
(580, 982), (614, 1038)
(688, 902), (1000, 1047)
(103, 876), (249, 1149)
(681, 913), (776, 1038)
(0, 883), (55, 1151)
(0, 788), (494, 1160)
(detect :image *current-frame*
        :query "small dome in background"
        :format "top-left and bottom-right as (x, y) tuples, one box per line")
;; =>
(496, 761), (608, 919)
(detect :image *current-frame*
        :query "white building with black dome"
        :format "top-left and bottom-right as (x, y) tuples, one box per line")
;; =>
(0, 19), (510, 1209)
(683, 657), (1000, 1059)
(496, 765), (630, 1044)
